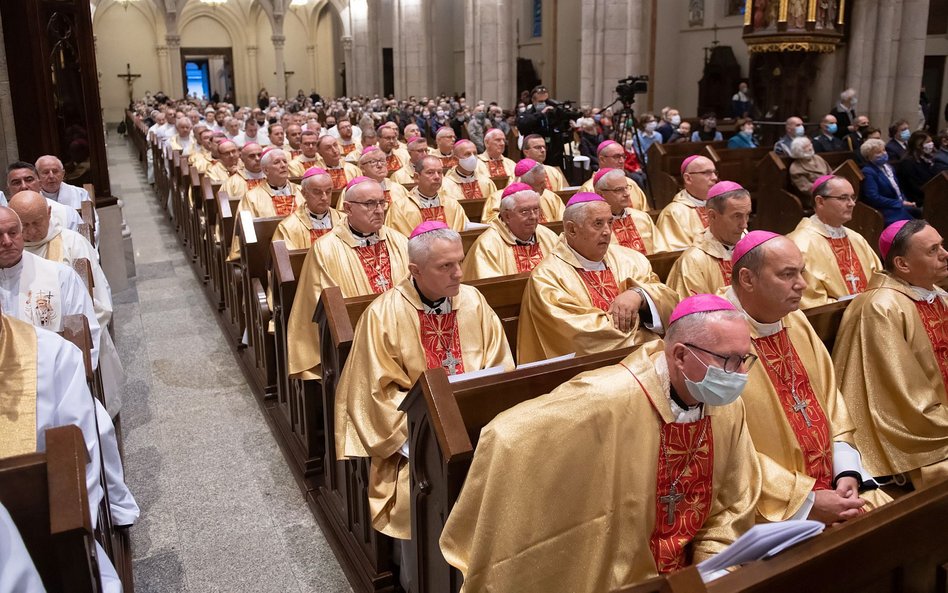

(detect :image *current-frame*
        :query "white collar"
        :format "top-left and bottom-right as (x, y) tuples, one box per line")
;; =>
(684, 191), (707, 208)
(810, 214), (848, 239)
(567, 243), (606, 272)
(654, 355), (704, 424)
(910, 284), (948, 304)
(0, 254), (25, 280)
(725, 287), (784, 337)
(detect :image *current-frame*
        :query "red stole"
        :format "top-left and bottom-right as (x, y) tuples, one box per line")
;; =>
(612, 215), (647, 254)
(354, 241), (394, 293)
(246, 177), (264, 190)
(457, 179), (484, 200)
(341, 143), (357, 155)
(386, 153), (402, 174)
(825, 236), (867, 294)
(486, 159), (506, 177)
(420, 206), (446, 223)
(695, 205), (710, 228)
(717, 259), (733, 285)
(416, 310), (465, 375)
(753, 330), (834, 490)
(439, 154), (458, 169)
(511, 243), (544, 273)
(914, 299), (948, 390)
(271, 195), (296, 217)
(290, 149), (302, 159)
(577, 268), (620, 311)
(308, 227), (331, 244)
(328, 167), (348, 190)
(383, 189), (392, 204)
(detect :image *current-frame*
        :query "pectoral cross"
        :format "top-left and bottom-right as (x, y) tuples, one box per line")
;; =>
(659, 484), (684, 526)
(845, 272), (859, 294)
(442, 351), (462, 375)
(117, 63), (141, 106)
(791, 389), (813, 428)
(374, 275), (390, 291)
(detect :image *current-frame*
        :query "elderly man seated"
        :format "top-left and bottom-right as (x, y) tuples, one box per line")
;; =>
(788, 137), (832, 202)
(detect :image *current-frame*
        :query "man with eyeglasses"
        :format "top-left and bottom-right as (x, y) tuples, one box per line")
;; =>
(517, 193), (677, 363)
(667, 180), (750, 298)
(725, 231), (891, 525)
(520, 134), (568, 192)
(787, 175), (881, 308)
(337, 146), (410, 212)
(594, 168), (665, 255)
(462, 183), (558, 280)
(391, 136), (432, 185)
(378, 123), (410, 176)
(288, 130), (323, 177)
(430, 126), (459, 169)
(656, 155), (719, 250)
(286, 176), (409, 381)
(441, 294), (761, 591)
(387, 155), (469, 236)
(6, 162), (81, 233)
(579, 141), (649, 210)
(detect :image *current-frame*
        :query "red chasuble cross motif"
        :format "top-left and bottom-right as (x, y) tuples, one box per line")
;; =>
(753, 330), (834, 490)
(695, 206), (710, 228)
(271, 195), (296, 217)
(308, 227), (331, 244)
(328, 168), (348, 190)
(246, 177), (264, 190)
(717, 259), (733, 285)
(487, 159), (506, 177)
(826, 237), (867, 294)
(458, 180), (484, 200)
(417, 311), (465, 375)
(341, 143), (357, 155)
(420, 206), (446, 223)
(612, 216), (647, 254)
(577, 269), (620, 311)
(355, 242), (393, 293)
(386, 154), (402, 174)
(512, 243), (544, 273)
(440, 155), (459, 169)
(914, 299), (948, 390)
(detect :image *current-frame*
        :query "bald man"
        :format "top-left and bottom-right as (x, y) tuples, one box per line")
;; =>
(476, 128), (516, 179)
(221, 143), (267, 203)
(8, 161), (82, 235)
(36, 155), (99, 244)
(656, 155), (719, 250)
(442, 140), (498, 201)
(206, 139), (241, 184)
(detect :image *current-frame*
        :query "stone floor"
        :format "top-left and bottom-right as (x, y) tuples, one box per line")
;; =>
(107, 132), (351, 593)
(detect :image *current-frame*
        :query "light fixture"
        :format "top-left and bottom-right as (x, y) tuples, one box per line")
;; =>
(199, 0), (228, 5)
(290, 0), (309, 6)
(116, 0), (140, 11)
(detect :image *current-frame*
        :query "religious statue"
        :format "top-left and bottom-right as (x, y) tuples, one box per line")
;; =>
(817, 0), (838, 29)
(689, 0), (705, 27)
(788, 0), (807, 29)
(753, 0), (768, 30)
(766, 0), (780, 28)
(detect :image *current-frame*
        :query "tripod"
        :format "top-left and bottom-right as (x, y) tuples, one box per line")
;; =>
(601, 98), (651, 198)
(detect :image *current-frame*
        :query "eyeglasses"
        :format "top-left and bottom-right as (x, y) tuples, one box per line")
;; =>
(513, 207), (541, 216)
(600, 186), (630, 195)
(684, 343), (757, 373)
(821, 194), (857, 203)
(362, 159), (387, 167)
(687, 169), (718, 177)
(348, 200), (390, 211)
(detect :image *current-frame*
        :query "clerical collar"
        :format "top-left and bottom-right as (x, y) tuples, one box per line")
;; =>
(514, 236), (537, 246)
(0, 255), (24, 278)
(725, 287), (783, 337)
(655, 355), (703, 424)
(245, 170), (265, 179)
(909, 284), (948, 304)
(566, 243), (606, 272)
(309, 210), (330, 221)
(810, 214), (848, 239)
(455, 168), (476, 180)
(349, 224), (380, 246)
(612, 209), (629, 221)
(413, 279), (451, 314)
(40, 188), (60, 200)
(417, 189), (440, 201)
(684, 191), (707, 208)
(269, 182), (291, 195)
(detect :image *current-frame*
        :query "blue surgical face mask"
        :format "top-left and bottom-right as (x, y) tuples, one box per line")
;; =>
(794, 125), (805, 137)
(873, 153), (889, 166)
(535, 101), (547, 110)
(683, 348), (748, 407)
(827, 123), (838, 134)
(670, 115), (681, 126)
(899, 129), (911, 142)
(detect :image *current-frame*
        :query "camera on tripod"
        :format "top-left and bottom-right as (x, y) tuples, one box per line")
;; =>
(615, 75), (649, 104)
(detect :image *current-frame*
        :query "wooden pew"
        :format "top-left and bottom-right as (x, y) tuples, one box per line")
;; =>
(646, 141), (726, 210)
(187, 167), (207, 280)
(79, 200), (96, 241)
(756, 150), (860, 211)
(201, 178), (226, 310)
(215, 190), (243, 342)
(458, 221), (566, 255)
(923, 171), (948, 242)
(703, 146), (772, 193)
(459, 198), (486, 223)
(489, 175), (509, 190)
(0, 425), (101, 593)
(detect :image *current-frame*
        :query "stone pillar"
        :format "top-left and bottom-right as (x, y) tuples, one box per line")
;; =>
(247, 45), (260, 96)
(464, 0), (515, 107)
(892, 0), (929, 127)
(393, 0), (432, 97)
(306, 44), (317, 94)
(347, 0), (381, 96)
(166, 34), (183, 97)
(341, 35), (353, 96)
(156, 45), (169, 92)
(272, 34), (287, 98)
(579, 0), (646, 108)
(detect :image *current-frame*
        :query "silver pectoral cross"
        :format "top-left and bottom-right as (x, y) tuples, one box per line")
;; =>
(442, 351), (462, 375)
(374, 275), (390, 290)
(658, 484), (684, 526)
(845, 272), (859, 293)
(791, 389), (813, 428)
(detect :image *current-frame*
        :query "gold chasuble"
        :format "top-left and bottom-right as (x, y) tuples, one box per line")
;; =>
(656, 190), (711, 250)
(336, 179), (410, 210)
(539, 164), (568, 192)
(612, 208), (667, 255)
(462, 219), (558, 280)
(205, 160), (233, 184)
(189, 148), (212, 174)
(517, 238), (677, 363)
(0, 315), (38, 458)
(228, 182), (304, 261)
(476, 153), (516, 179)
(272, 204), (344, 250)
(580, 176), (650, 211)
(787, 216), (881, 308)
(335, 279), (514, 538)
(386, 188), (469, 237)
(221, 170), (266, 203)
(442, 168), (498, 202)
(481, 187), (565, 224)
(440, 345), (760, 592)
(832, 273), (948, 487)
(666, 229), (735, 299)
(286, 225), (409, 380)
(725, 291), (891, 521)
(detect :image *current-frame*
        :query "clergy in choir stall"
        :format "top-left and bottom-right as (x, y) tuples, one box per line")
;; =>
(517, 193), (677, 363)
(188, 128), (215, 174)
(36, 155), (100, 245)
(168, 116), (194, 155)
(476, 128), (516, 179)
(580, 141), (649, 210)
(443, 140), (498, 201)
(336, 146), (411, 209)
(288, 130), (323, 177)
(725, 231), (891, 523)
(336, 119), (363, 158)
(334, 222), (513, 576)
(787, 175), (882, 308)
(481, 159), (565, 223)
(7, 162), (81, 232)
(0, 502), (45, 593)
(9, 191), (126, 417)
(832, 220), (948, 489)
(666, 180), (750, 298)
(462, 184), (558, 280)
(656, 155), (718, 250)
(386, 155), (470, 236)
(430, 126), (459, 168)
(285, 123), (304, 160)
(521, 133), (569, 191)
(595, 168), (666, 254)
(378, 124), (410, 177)
(390, 136), (432, 185)
(205, 139), (241, 184)
(315, 135), (360, 190)
(221, 142), (266, 203)
(286, 177), (410, 380)
(272, 167), (344, 250)
(442, 295), (761, 592)
(0, 304), (139, 593)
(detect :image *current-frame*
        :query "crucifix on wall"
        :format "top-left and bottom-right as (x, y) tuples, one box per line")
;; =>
(117, 63), (141, 106)
(276, 70), (295, 102)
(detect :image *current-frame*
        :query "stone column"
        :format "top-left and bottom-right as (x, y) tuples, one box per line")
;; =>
(341, 35), (353, 96)
(393, 0), (432, 98)
(347, 0), (382, 96)
(156, 45), (169, 92)
(464, 0), (515, 107)
(272, 34), (287, 98)
(579, 0), (647, 108)
(166, 34), (183, 97)
(247, 45), (260, 96)
(306, 44), (317, 94)
(892, 0), (929, 126)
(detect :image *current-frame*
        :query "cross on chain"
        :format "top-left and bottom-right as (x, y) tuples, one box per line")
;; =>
(441, 351), (462, 375)
(658, 484), (684, 526)
(790, 389), (813, 428)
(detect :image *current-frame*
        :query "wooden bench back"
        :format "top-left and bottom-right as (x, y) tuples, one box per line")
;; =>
(924, 171), (948, 242)
(704, 146), (772, 192)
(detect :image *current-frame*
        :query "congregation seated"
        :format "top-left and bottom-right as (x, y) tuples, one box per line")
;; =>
(830, 88), (858, 140)
(576, 117), (605, 167)
(655, 154), (717, 250)
(655, 107), (680, 142)
(579, 141), (649, 209)
(668, 120), (692, 143)
(727, 117), (758, 149)
(725, 231), (891, 523)
(844, 114), (872, 163)
(272, 167), (343, 250)
(787, 175), (882, 308)
(634, 113), (662, 164)
(788, 136), (832, 199)
(833, 220), (948, 490)
(885, 119), (911, 163)
(859, 138), (919, 225)
(774, 116), (805, 157)
(593, 168), (665, 254)
(895, 130), (938, 208)
(517, 193), (677, 363)
(440, 294), (761, 592)
(689, 112), (723, 142)
(7, 162), (82, 232)
(812, 114), (846, 153)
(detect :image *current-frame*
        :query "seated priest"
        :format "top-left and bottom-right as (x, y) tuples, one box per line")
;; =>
(442, 140), (498, 201)
(188, 128), (214, 174)
(430, 126), (459, 169)
(787, 175), (882, 308)
(221, 143), (266, 202)
(482, 159), (565, 223)
(594, 168), (666, 254)
(441, 294), (761, 592)
(272, 167), (344, 250)
(334, 221), (514, 589)
(462, 183), (558, 280)
(205, 139), (241, 184)
(656, 155), (718, 250)
(36, 155), (99, 244)
(833, 220), (948, 490)
(336, 147), (410, 210)
(580, 141), (649, 211)
(287, 130), (323, 177)
(168, 116), (194, 155)
(391, 136), (433, 185)
(7, 162), (81, 232)
(520, 133), (568, 191)
(378, 123), (410, 177)
(286, 176), (409, 381)
(335, 119), (363, 158)
(476, 128), (515, 179)
(386, 155), (469, 236)
(667, 180), (750, 298)
(517, 193), (677, 363)
(725, 231), (891, 523)
(315, 135), (360, 190)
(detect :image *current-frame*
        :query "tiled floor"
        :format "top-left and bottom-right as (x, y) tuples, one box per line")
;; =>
(108, 132), (351, 593)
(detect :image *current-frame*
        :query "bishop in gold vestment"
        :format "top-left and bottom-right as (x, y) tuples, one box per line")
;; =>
(442, 140), (498, 202)
(481, 159), (565, 223)
(271, 168), (344, 250)
(386, 156), (469, 236)
(656, 155), (718, 250)
(221, 143), (266, 203)
(594, 168), (666, 254)
(475, 128), (516, 180)
(582, 142), (649, 211)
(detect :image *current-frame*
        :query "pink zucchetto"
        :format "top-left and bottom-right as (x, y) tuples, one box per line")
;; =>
(302, 167), (328, 179)
(668, 294), (737, 326)
(706, 180), (745, 200)
(733, 230), (781, 264)
(409, 220), (450, 239)
(345, 176), (373, 190)
(680, 155), (700, 174)
(361, 146), (381, 156)
(565, 192), (606, 208)
(811, 174), (835, 193)
(260, 146), (279, 157)
(502, 182), (533, 199)
(406, 135), (424, 144)
(593, 167), (618, 186)
(879, 220), (910, 260)
(514, 158), (540, 177)
(597, 140), (621, 154)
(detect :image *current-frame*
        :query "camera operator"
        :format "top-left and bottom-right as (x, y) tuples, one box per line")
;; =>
(516, 85), (568, 172)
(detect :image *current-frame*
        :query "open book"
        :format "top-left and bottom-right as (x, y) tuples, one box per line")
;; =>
(697, 520), (825, 582)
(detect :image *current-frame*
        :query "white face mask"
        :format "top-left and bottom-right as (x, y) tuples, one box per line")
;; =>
(459, 155), (478, 172)
(670, 115), (681, 126)
(794, 125), (805, 137)
(682, 347), (748, 407)
(645, 121), (658, 133)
